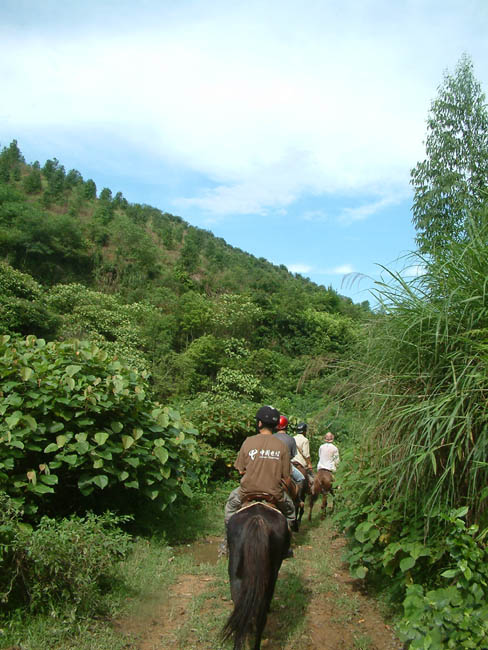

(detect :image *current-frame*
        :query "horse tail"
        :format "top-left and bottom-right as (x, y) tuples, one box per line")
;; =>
(222, 513), (270, 648)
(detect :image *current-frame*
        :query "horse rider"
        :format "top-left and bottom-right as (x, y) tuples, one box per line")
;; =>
(222, 405), (296, 557)
(292, 421), (314, 488)
(274, 415), (306, 493)
(317, 431), (340, 492)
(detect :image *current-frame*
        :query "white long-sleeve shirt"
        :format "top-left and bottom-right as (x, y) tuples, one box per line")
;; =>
(317, 442), (340, 472)
(292, 433), (310, 467)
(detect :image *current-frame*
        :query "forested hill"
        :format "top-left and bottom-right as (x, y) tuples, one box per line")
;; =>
(0, 140), (369, 314)
(0, 139), (368, 421)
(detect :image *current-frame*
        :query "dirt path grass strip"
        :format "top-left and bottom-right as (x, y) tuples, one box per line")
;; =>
(113, 516), (403, 650)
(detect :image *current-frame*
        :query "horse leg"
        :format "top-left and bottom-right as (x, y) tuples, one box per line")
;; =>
(320, 491), (328, 519)
(308, 492), (316, 521)
(228, 550), (242, 603)
(298, 499), (304, 529)
(293, 482), (305, 531)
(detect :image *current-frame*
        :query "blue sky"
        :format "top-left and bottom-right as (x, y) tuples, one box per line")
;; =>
(1, 1), (488, 305)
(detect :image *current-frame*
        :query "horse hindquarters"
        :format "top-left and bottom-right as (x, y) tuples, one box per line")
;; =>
(223, 506), (287, 650)
(308, 470), (333, 521)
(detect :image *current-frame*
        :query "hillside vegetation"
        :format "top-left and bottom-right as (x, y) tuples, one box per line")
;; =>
(0, 138), (369, 620)
(0, 139), (368, 472)
(2, 55), (487, 650)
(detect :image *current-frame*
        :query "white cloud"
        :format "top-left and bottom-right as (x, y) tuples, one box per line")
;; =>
(338, 196), (404, 224)
(1, 0), (487, 217)
(329, 265), (355, 275)
(288, 264), (312, 274)
(290, 263), (355, 276)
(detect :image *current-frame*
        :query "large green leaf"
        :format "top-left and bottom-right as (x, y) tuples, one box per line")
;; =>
(20, 367), (33, 381)
(122, 435), (134, 450)
(29, 483), (55, 494)
(92, 474), (109, 490)
(6, 412), (21, 429)
(94, 431), (109, 446)
(23, 415), (37, 431)
(400, 556), (416, 572)
(180, 482), (193, 498)
(354, 520), (375, 543)
(154, 446), (169, 464)
(40, 474), (58, 486)
(65, 365), (82, 377)
(352, 565), (368, 579)
(74, 440), (90, 454)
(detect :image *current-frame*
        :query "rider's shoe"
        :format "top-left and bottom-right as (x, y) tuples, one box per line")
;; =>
(218, 539), (228, 557)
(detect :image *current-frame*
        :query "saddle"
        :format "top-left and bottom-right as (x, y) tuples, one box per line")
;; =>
(241, 492), (279, 507)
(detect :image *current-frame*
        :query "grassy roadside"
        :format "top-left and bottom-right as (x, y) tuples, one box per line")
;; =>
(1, 485), (401, 650)
(0, 483), (229, 650)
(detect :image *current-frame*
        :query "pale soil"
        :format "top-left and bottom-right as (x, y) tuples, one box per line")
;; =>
(114, 520), (404, 650)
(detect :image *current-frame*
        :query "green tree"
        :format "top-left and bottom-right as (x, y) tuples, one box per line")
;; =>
(65, 168), (83, 189)
(84, 178), (97, 200)
(23, 161), (42, 194)
(0, 140), (24, 182)
(411, 54), (488, 256)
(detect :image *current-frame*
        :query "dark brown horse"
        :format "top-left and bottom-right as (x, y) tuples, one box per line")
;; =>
(222, 502), (290, 650)
(309, 469), (334, 520)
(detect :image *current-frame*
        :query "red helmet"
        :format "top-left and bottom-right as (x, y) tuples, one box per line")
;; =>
(278, 415), (288, 430)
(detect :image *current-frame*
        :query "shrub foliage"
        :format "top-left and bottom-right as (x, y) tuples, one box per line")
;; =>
(0, 334), (199, 518)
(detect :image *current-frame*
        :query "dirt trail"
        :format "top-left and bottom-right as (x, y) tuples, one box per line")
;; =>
(114, 521), (403, 650)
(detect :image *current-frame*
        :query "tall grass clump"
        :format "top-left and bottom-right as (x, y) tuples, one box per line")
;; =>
(355, 218), (488, 525)
(335, 217), (488, 647)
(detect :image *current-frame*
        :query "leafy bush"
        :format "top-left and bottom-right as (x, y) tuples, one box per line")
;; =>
(1, 506), (131, 616)
(0, 262), (42, 300)
(400, 508), (488, 649)
(178, 394), (259, 480)
(45, 283), (162, 371)
(0, 334), (199, 518)
(0, 491), (26, 604)
(24, 512), (132, 615)
(213, 367), (265, 401)
(0, 263), (60, 337)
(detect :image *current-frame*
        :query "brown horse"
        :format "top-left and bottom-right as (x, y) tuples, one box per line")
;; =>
(308, 469), (334, 520)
